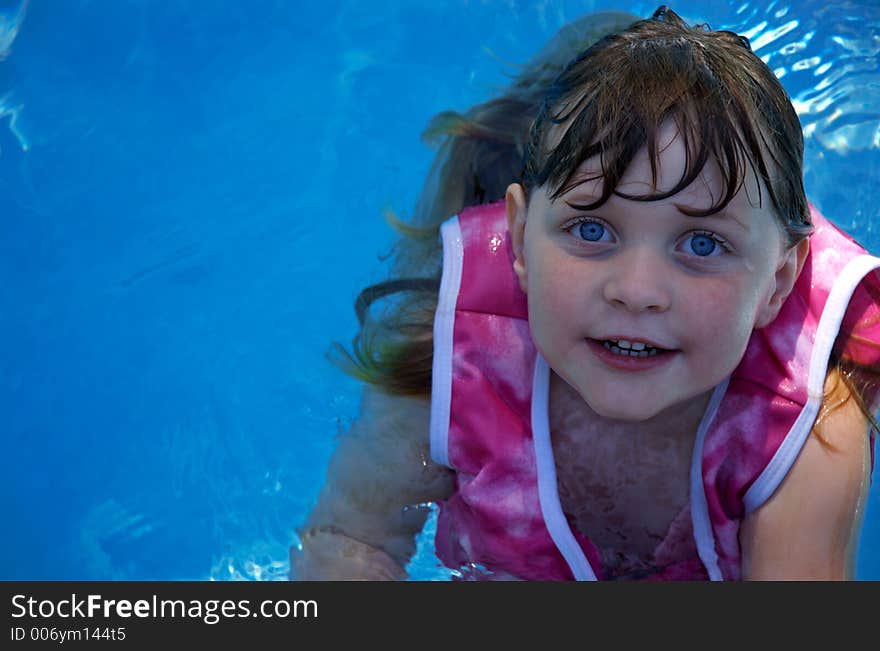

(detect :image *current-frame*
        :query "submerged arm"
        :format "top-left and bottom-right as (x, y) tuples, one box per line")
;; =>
(290, 386), (454, 580)
(740, 367), (872, 580)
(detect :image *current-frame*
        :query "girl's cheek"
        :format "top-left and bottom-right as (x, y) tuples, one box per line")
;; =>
(528, 271), (568, 308)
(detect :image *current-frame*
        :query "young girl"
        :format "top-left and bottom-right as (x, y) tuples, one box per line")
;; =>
(291, 6), (880, 581)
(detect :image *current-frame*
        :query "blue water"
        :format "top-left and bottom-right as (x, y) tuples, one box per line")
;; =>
(1, 0), (878, 580)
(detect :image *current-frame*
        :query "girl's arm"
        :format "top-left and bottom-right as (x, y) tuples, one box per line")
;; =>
(290, 386), (455, 580)
(740, 367), (873, 580)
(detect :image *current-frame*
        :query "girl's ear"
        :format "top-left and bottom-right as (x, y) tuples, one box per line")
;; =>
(506, 183), (529, 293)
(755, 237), (810, 329)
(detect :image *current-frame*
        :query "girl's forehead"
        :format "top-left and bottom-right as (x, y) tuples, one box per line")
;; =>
(563, 122), (765, 214)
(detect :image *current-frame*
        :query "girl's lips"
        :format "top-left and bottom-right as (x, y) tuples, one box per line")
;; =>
(585, 338), (679, 371)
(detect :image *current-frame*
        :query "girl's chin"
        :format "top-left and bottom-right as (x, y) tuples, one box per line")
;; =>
(587, 402), (665, 423)
(575, 388), (669, 423)
(580, 382), (718, 429)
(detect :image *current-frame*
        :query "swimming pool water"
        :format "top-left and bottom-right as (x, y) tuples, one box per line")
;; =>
(1, 0), (879, 580)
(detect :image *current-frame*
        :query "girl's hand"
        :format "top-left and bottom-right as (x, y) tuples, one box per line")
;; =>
(291, 527), (406, 581)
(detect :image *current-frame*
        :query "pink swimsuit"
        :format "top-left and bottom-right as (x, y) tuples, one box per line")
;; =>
(429, 200), (880, 581)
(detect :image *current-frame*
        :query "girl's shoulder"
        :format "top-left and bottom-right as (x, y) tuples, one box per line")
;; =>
(351, 386), (435, 462)
(739, 365), (873, 579)
(323, 386), (453, 515)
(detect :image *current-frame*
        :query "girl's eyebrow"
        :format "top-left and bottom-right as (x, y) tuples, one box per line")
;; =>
(673, 202), (750, 232)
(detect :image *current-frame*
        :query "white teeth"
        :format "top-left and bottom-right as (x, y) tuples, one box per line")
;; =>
(606, 339), (655, 351)
(602, 341), (659, 357)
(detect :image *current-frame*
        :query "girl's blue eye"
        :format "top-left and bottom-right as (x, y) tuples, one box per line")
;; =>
(686, 232), (725, 257)
(577, 221), (606, 242)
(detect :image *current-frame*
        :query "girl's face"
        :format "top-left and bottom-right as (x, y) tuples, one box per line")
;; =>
(507, 122), (807, 424)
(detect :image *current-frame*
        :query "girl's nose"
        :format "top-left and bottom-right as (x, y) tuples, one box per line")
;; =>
(601, 248), (672, 313)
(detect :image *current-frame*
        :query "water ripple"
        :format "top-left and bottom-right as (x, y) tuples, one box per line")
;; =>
(0, 0), (28, 60)
(725, 1), (880, 155)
